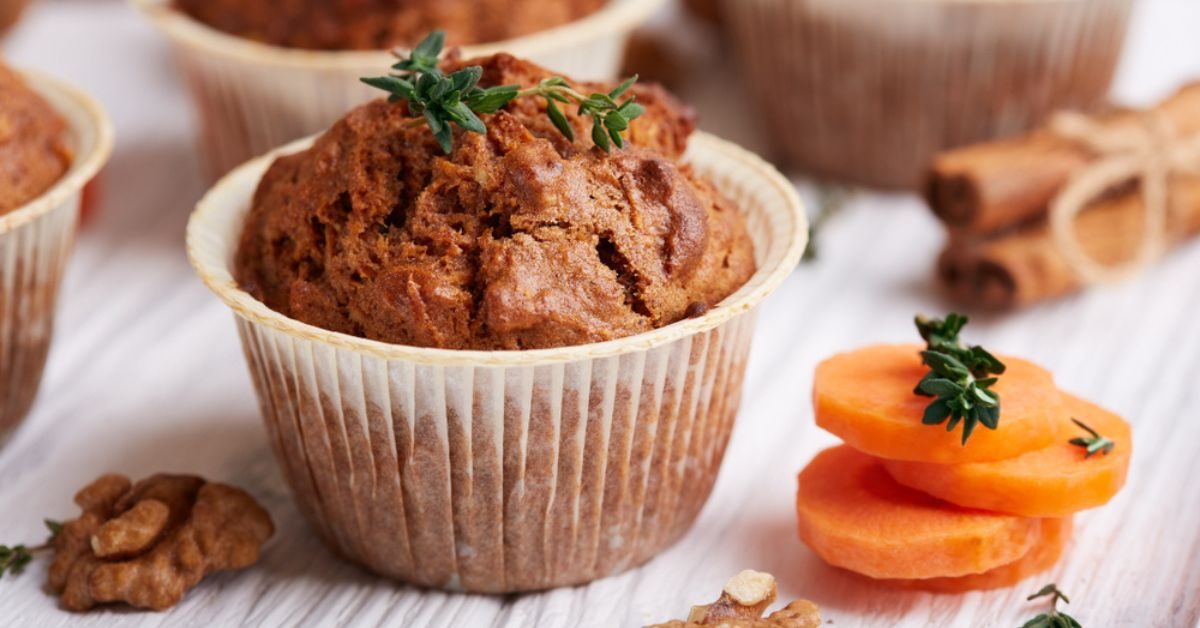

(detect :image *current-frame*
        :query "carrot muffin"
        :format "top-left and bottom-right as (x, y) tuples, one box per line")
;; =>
(234, 53), (756, 350)
(722, 0), (1132, 188)
(173, 0), (608, 51)
(2, 64), (110, 448)
(0, 63), (73, 214)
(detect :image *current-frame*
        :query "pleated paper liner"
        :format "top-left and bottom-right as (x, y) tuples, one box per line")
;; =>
(131, 0), (668, 181)
(0, 72), (113, 446)
(187, 131), (807, 591)
(723, 0), (1133, 189)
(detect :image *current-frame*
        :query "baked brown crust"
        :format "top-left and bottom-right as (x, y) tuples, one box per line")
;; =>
(173, 0), (607, 51)
(235, 54), (756, 350)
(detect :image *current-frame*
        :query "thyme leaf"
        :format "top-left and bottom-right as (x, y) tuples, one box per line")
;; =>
(0, 545), (34, 579)
(1068, 418), (1115, 458)
(913, 313), (1006, 444)
(0, 519), (62, 580)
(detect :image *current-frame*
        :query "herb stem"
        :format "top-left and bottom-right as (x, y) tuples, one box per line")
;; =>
(1021, 583), (1082, 628)
(515, 83), (604, 105)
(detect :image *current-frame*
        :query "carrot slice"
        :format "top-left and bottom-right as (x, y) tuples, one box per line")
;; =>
(795, 445), (1041, 579)
(883, 393), (1132, 516)
(813, 344), (1062, 463)
(885, 517), (1073, 592)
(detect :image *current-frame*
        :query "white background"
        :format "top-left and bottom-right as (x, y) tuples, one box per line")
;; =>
(2, 1), (1199, 626)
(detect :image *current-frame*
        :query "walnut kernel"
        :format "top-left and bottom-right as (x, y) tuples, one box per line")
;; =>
(650, 570), (821, 628)
(47, 473), (273, 612)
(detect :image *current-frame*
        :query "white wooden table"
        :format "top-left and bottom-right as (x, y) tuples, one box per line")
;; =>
(2, 1), (1199, 626)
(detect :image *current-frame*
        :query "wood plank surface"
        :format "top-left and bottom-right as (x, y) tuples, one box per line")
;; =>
(1, 1), (1198, 626)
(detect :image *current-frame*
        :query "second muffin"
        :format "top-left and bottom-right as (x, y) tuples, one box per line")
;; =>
(0, 64), (73, 214)
(0, 63), (113, 446)
(173, 0), (607, 51)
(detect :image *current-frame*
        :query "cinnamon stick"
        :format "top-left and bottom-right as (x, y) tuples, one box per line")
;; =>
(938, 176), (1200, 309)
(926, 83), (1200, 236)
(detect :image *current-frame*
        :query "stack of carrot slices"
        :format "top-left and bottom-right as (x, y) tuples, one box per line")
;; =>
(797, 343), (1132, 592)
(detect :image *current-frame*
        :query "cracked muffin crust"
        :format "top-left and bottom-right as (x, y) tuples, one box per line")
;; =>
(235, 53), (756, 351)
(0, 63), (72, 216)
(173, 0), (607, 51)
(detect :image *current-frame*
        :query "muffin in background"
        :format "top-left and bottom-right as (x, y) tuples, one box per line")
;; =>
(187, 51), (805, 591)
(723, 0), (1134, 189)
(684, 0), (720, 25)
(0, 64), (113, 446)
(173, 0), (606, 51)
(133, 0), (668, 179)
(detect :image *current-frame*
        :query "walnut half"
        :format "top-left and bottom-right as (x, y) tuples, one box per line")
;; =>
(650, 570), (821, 628)
(47, 473), (274, 612)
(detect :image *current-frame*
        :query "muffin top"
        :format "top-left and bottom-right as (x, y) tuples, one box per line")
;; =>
(0, 63), (72, 215)
(173, 0), (607, 51)
(235, 53), (756, 351)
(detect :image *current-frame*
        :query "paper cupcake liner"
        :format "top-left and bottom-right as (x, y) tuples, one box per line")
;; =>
(132, 0), (667, 180)
(723, 0), (1133, 189)
(188, 132), (807, 591)
(0, 73), (113, 446)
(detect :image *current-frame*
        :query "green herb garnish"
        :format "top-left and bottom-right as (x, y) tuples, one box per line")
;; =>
(1068, 419), (1115, 458)
(1021, 583), (1082, 628)
(0, 545), (34, 579)
(913, 313), (1006, 444)
(1, 519), (62, 580)
(362, 31), (645, 154)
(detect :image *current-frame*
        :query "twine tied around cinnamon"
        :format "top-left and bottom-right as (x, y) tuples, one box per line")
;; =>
(1049, 109), (1200, 284)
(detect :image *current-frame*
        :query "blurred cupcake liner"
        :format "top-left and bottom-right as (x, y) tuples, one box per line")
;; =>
(723, 0), (1133, 188)
(132, 0), (668, 180)
(0, 72), (113, 446)
(187, 132), (806, 591)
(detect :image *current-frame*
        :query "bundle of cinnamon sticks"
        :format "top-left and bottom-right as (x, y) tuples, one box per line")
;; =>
(925, 83), (1200, 309)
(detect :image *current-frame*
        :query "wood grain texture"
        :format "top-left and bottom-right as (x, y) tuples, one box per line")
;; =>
(1, 1), (1198, 627)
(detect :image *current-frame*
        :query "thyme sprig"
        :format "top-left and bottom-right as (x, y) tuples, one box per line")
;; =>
(1021, 583), (1083, 628)
(913, 313), (1007, 445)
(0, 545), (34, 579)
(0, 519), (61, 580)
(362, 31), (645, 154)
(1069, 419), (1115, 458)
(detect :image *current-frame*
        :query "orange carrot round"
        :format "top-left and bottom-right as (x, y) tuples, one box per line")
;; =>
(795, 445), (1041, 579)
(885, 517), (1073, 593)
(813, 344), (1062, 463)
(883, 393), (1131, 517)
